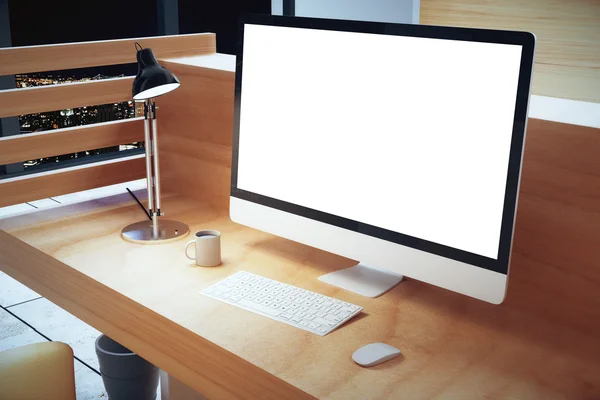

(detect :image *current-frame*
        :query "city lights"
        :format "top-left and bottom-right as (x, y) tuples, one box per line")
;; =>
(15, 73), (141, 169)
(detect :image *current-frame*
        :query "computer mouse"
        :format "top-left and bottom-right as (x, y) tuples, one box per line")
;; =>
(352, 343), (401, 367)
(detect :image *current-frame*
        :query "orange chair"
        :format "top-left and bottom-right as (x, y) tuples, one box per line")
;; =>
(0, 342), (76, 400)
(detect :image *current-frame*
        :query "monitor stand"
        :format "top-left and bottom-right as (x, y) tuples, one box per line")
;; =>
(318, 263), (404, 298)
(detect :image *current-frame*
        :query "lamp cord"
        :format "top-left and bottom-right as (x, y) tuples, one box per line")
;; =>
(126, 188), (152, 220)
(134, 42), (143, 51)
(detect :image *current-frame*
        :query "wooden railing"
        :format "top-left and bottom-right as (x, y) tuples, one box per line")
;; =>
(0, 33), (216, 208)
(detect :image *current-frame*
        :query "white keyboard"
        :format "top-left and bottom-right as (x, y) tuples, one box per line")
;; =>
(200, 271), (363, 336)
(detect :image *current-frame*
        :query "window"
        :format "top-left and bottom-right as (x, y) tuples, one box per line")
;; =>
(0, 0), (158, 178)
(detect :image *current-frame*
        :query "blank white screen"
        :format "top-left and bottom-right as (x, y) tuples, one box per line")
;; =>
(237, 24), (522, 259)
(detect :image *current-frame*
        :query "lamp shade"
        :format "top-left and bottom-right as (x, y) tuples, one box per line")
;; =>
(132, 48), (180, 100)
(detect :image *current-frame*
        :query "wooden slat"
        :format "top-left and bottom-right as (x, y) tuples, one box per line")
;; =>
(0, 76), (133, 118)
(0, 155), (145, 207)
(0, 118), (144, 165)
(421, 0), (600, 102)
(0, 33), (216, 76)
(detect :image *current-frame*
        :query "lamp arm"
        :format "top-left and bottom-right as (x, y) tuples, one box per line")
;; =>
(150, 100), (162, 216)
(143, 100), (155, 215)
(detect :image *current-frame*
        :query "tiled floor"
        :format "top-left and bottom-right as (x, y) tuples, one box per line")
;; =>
(0, 271), (41, 307)
(0, 272), (107, 399)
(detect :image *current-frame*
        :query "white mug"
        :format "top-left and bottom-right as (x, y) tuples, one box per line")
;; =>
(185, 230), (221, 267)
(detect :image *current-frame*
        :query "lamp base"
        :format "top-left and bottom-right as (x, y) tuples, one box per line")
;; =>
(121, 220), (189, 244)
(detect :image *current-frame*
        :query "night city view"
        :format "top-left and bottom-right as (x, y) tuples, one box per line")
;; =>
(14, 73), (142, 169)
(1, 0), (268, 177)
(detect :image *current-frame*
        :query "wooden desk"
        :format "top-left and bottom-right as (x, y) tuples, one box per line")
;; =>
(1, 52), (599, 400)
(1, 192), (599, 400)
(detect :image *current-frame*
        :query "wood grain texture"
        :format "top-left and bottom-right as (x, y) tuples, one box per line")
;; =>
(0, 118), (144, 165)
(0, 228), (313, 400)
(0, 33), (216, 76)
(157, 58), (235, 211)
(0, 76), (134, 119)
(0, 191), (598, 400)
(0, 155), (145, 207)
(420, 0), (600, 102)
(506, 118), (600, 336)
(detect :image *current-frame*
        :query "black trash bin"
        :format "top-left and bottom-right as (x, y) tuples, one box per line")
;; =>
(95, 334), (159, 400)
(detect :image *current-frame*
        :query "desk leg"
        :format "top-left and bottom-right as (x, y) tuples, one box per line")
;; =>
(160, 371), (208, 400)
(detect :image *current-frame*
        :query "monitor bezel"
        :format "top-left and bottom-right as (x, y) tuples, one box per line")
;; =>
(230, 14), (535, 275)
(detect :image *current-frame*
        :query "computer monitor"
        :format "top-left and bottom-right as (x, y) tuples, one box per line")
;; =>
(230, 15), (535, 304)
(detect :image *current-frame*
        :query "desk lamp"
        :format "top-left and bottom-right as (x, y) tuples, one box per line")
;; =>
(121, 43), (189, 243)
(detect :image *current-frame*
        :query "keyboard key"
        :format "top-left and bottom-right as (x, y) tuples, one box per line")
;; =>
(299, 320), (309, 327)
(314, 317), (335, 327)
(317, 326), (328, 333)
(325, 314), (343, 323)
(309, 322), (320, 329)
(238, 299), (282, 317)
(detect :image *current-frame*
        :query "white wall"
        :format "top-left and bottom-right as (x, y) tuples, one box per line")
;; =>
(272, 0), (420, 24)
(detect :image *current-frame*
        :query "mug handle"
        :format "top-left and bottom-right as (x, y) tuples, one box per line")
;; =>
(185, 241), (196, 260)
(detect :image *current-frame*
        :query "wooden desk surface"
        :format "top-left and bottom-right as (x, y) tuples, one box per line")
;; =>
(1, 193), (599, 400)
